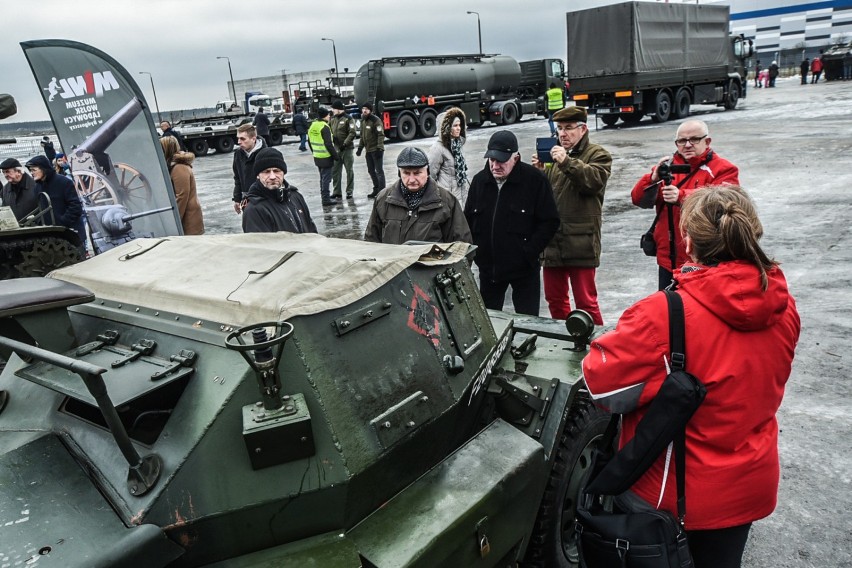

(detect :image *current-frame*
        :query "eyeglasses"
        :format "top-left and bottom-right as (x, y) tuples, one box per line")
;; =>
(674, 135), (708, 146)
(559, 124), (584, 131)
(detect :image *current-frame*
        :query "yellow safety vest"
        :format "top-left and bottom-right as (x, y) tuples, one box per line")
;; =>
(546, 87), (564, 110)
(308, 120), (331, 159)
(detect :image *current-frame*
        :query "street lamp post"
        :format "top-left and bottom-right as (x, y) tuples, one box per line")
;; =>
(216, 56), (237, 106)
(321, 38), (340, 93)
(138, 71), (161, 122)
(466, 11), (482, 55)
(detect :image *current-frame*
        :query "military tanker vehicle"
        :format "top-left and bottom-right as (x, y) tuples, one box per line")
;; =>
(354, 54), (565, 141)
(0, 233), (609, 567)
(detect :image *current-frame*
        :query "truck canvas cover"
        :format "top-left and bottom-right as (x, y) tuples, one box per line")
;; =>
(49, 233), (469, 326)
(567, 1), (731, 79)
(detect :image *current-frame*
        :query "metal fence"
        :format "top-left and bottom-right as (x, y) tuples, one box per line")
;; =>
(0, 135), (62, 162)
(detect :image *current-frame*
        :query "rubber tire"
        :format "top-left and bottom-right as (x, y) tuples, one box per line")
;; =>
(418, 110), (438, 137)
(600, 114), (619, 127)
(652, 90), (672, 123)
(190, 139), (209, 157)
(524, 397), (612, 568)
(396, 113), (417, 142)
(724, 80), (741, 110)
(674, 88), (691, 119)
(269, 130), (284, 146)
(214, 136), (234, 153)
(501, 103), (519, 125)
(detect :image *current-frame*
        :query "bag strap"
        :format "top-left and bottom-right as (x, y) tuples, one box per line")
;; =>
(665, 290), (688, 525)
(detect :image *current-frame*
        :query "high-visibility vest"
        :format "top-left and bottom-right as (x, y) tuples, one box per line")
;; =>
(546, 87), (564, 110)
(308, 121), (331, 159)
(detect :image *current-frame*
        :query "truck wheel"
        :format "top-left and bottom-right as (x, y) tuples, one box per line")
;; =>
(502, 103), (518, 125)
(674, 88), (691, 119)
(269, 131), (284, 146)
(600, 114), (619, 127)
(214, 136), (234, 153)
(190, 139), (209, 157)
(524, 397), (611, 568)
(396, 113), (417, 142)
(724, 80), (741, 110)
(418, 110), (437, 137)
(652, 90), (672, 123)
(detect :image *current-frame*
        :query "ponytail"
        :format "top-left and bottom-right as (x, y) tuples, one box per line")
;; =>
(680, 186), (777, 290)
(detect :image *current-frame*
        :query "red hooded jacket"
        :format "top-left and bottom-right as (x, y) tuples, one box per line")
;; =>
(582, 261), (800, 529)
(631, 149), (739, 271)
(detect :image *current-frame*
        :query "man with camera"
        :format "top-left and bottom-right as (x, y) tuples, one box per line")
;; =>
(631, 119), (739, 290)
(532, 106), (612, 326)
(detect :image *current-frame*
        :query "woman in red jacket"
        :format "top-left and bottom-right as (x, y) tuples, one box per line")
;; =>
(583, 186), (800, 568)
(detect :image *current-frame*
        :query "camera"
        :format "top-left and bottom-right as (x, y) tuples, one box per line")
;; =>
(656, 161), (691, 185)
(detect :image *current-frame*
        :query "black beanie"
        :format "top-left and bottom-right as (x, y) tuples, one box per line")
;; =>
(331, 100), (345, 110)
(361, 102), (373, 112)
(253, 148), (287, 177)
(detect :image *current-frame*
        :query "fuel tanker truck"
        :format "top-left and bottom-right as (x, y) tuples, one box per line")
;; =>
(354, 54), (566, 141)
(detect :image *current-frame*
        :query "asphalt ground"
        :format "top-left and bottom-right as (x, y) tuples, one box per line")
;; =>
(192, 77), (852, 567)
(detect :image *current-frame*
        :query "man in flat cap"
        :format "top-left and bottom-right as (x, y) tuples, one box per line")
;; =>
(242, 147), (317, 234)
(365, 147), (470, 245)
(1, 158), (40, 221)
(465, 130), (559, 316)
(533, 106), (612, 325)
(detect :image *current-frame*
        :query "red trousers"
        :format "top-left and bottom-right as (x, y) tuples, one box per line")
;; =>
(543, 266), (603, 325)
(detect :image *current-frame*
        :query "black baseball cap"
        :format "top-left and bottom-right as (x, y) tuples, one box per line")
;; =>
(484, 131), (518, 162)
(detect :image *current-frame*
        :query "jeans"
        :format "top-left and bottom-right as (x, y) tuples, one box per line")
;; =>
(332, 147), (354, 196)
(543, 266), (603, 325)
(478, 269), (542, 316)
(318, 166), (332, 201)
(365, 150), (386, 191)
(298, 133), (306, 150)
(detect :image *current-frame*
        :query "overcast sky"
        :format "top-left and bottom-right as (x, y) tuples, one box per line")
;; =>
(3, 0), (698, 123)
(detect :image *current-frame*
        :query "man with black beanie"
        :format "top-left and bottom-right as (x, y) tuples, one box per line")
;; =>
(242, 147), (317, 234)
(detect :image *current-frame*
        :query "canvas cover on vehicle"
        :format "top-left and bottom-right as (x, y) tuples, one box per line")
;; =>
(567, 1), (731, 79)
(49, 233), (469, 326)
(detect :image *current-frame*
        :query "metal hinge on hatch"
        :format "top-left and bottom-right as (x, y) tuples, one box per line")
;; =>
(332, 299), (392, 336)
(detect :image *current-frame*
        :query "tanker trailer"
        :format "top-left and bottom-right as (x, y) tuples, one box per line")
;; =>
(354, 54), (565, 141)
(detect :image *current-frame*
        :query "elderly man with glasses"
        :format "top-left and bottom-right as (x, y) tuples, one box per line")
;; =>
(532, 106), (612, 326)
(631, 119), (740, 290)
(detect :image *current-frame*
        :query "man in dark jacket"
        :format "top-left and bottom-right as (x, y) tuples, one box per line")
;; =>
(232, 124), (265, 214)
(533, 106), (611, 325)
(308, 108), (339, 206)
(465, 131), (559, 316)
(252, 107), (271, 146)
(160, 121), (187, 151)
(242, 148), (317, 234)
(357, 102), (385, 198)
(24, 155), (85, 237)
(365, 147), (470, 245)
(293, 111), (309, 151)
(800, 58), (809, 85)
(330, 100), (357, 199)
(1, 158), (40, 221)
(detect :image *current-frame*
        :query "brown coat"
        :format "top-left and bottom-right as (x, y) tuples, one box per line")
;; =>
(170, 151), (205, 235)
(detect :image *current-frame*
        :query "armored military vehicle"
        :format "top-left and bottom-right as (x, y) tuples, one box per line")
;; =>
(0, 233), (609, 567)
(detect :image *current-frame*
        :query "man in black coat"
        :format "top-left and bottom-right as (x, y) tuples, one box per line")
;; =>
(160, 121), (187, 151)
(24, 155), (85, 237)
(242, 148), (317, 234)
(1, 158), (40, 221)
(252, 107), (271, 147)
(232, 124), (266, 214)
(293, 111), (309, 151)
(464, 131), (560, 315)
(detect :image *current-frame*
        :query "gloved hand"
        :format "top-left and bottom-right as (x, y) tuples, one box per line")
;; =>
(356, 148), (363, 157)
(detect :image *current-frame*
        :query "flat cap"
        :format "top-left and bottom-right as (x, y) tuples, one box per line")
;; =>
(0, 158), (22, 170)
(552, 106), (588, 123)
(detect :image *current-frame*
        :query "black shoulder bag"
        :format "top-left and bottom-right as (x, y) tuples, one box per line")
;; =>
(576, 291), (707, 568)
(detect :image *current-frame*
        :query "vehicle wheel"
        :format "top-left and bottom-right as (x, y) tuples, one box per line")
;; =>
(600, 114), (619, 127)
(524, 397), (612, 568)
(724, 80), (741, 110)
(214, 136), (234, 153)
(502, 103), (518, 125)
(269, 131), (284, 146)
(674, 88), (691, 119)
(396, 113), (417, 142)
(623, 111), (644, 125)
(418, 110), (438, 137)
(190, 139), (209, 157)
(651, 90), (672, 123)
